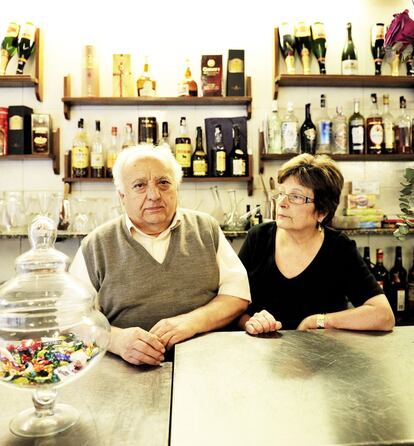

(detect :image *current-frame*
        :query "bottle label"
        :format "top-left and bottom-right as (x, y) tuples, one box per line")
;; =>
(311, 23), (326, 40)
(9, 115), (23, 130)
(369, 123), (384, 146)
(342, 59), (358, 75)
(318, 121), (332, 145)
(304, 128), (316, 141)
(351, 125), (364, 145)
(397, 290), (406, 312)
(333, 122), (347, 153)
(281, 122), (298, 150)
(193, 160), (207, 176)
(384, 122), (394, 149)
(232, 159), (246, 176)
(228, 58), (244, 73)
(72, 146), (89, 169)
(216, 151), (226, 172)
(91, 152), (104, 168)
(175, 143), (191, 168)
(107, 152), (117, 169)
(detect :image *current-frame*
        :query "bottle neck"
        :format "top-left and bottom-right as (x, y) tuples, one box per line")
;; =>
(305, 104), (311, 120)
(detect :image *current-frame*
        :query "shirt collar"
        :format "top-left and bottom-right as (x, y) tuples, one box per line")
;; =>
(125, 209), (181, 239)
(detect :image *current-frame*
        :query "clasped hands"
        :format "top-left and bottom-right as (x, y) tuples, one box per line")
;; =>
(245, 310), (318, 334)
(110, 314), (197, 366)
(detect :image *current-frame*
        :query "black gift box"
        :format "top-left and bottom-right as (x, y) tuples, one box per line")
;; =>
(8, 105), (33, 154)
(226, 49), (245, 96)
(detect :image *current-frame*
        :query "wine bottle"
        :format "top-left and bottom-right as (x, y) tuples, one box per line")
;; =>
(332, 106), (348, 154)
(0, 22), (20, 75)
(349, 98), (365, 154)
(394, 96), (411, 154)
(341, 22), (358, 75)
(371, 23), (385, 76)
(251, 204), (263, 226)
(389, 246), (407, 323)
(90, 120), (104, 178)
(372, 248), (390, 295)
(363, 247), (374, 272)
(16, 22), (36, 75)
(366, 93), (384, 155)
(106, 126), (119, 178)
(316, 94), (332, 154)
(244, 204), (252, 230)
(382, 94), (395, 154)
(229, 124), (247, 176)
(407, 248), (414, 318)
(295, 22), (312, 75)
(281, 102), (299, 154)
(72, 118), (89, 178)
(137, 56), (156, 97)
(158, 122), (172, 153)
(213, 124), (226, 177)
(175, 117), (192, 177)
(311, 22), (327, 74)
(279, 22), (296, 75)
(300, 103), (316, 154)
(191, 126), (208, 177)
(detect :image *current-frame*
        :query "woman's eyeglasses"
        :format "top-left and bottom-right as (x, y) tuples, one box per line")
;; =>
(273, 191), (314, 205)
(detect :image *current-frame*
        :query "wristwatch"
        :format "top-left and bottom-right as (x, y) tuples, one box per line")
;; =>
(316, 313), (326, 329)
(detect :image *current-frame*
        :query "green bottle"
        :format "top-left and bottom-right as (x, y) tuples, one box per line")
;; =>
(16, 22), (36, 74)
(0, 22), (20, 75)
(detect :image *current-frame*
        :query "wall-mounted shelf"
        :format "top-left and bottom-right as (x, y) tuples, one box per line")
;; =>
(0, 28), (43, 101)
(0, 128), (60, 174)
(62, 75), (252, 120)
(63, 154), (254, 195)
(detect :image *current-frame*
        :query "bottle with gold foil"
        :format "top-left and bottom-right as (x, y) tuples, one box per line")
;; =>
(311, 22), (327, 74)
(175, 117), (192, 177)
(371, 23), (385, 75)
(0, 22), (20, 75)
(72, 118), (89, 178)
(16, 22), (35, 74)
(137, 56), (156, 97)
(191, 126), (208, 177)
(106, 126), (119, 178)
(295, 22), (312, 75)
(178, 60), (198, 97)
(279, 22), (296, 75)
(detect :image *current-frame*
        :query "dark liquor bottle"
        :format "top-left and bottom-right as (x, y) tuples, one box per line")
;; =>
(394, 96), (412, 154)
(244, 204), (252, 230)
(229, 124), (247, 176)
(295, 22), (312, 75)
(0, 22), (20, 75)
(279, 22), (297, 74)
(349, 98), (365, 154)
(370, 23), (385, 75)
(300, 103), (316, 154)
(363, 246), (374, 272)
(91, 120), (104, 178)
(407, 249), (414, 318)
(406, 47), (414, 76)
(341, 22), (358, 75)
(16, 22), (36, 74)
(372, 248), (389, 296)
(213, 124), (226, 177)
(191, 126), (208, 177)
(71, 118), (89, 178)
(251, 205), (263, 226)
(366, 93), (384, 155)
(389, 246), (407, 323)
(311, 22), (327, 74)
(175, 117), (192, 177)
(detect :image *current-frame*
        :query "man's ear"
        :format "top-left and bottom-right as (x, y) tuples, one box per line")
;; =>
(118, 190), (125, 201)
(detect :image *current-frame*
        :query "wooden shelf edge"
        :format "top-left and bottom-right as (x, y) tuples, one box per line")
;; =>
(260, 153), (414, 162)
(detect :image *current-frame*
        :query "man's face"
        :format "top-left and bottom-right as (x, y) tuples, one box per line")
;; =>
(119, 156), (178, 235)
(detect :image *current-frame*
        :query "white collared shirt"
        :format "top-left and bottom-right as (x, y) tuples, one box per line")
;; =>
(69, 209), (251, 302)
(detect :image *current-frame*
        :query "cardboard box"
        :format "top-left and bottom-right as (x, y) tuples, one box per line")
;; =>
(8, 105), (33, 154)
(226, 49), (245, 96)
(32, 114), (51, 154)
(112, 54), (135, 97)
(201, 55), (222, 97)
(346, 194), (377, 209)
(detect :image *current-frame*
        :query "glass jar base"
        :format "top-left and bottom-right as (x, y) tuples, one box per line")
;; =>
(9, 403), (79, 438)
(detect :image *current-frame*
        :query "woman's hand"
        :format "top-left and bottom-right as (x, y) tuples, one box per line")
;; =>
(244, 310), (282, 335)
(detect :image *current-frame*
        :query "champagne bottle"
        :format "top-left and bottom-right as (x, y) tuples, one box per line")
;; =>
(279, 23), (296, 74)
(90, 120), (104, 178)
(229, 124), (247, 176)
(389, 246), (407, 323)
(371, 23), (385, 76)
(300, 103), (316, 154)
(72, 118), (89, 178)
(311, 22), (327, 74)
(341, 22), (358, 75)
(0, 22), (20, 75)
(349, 98), (365, 154)
(137, 56), (156, 97)
(191, 126), (208, 177)
(16, 22), (36, 75)
(366, 93), (384, 155)
(295, 22), (312, 75)
(175, 117), (192, 177)
(213, 124), (226, 177)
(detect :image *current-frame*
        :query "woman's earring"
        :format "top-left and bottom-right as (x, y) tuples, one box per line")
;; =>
(318, 221), (322, 232)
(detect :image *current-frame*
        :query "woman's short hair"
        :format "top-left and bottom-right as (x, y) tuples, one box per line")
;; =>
(112, 144), (183, 193)
(277, 153), (344, 225)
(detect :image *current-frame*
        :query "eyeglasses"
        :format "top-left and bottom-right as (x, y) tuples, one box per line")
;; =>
(273, 191), (314, 205)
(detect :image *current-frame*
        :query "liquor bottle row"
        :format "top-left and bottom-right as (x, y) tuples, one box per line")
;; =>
(265, 94), (413, 155)
(0, 22), (36, 75)
(279, 21), (406, 76)
(364, 246), (414, 324)
(69, 117), (249, 179)
(83, 46), (245, 98)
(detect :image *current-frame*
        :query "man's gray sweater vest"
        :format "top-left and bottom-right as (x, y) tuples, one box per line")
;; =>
(81, 210), (220, 331)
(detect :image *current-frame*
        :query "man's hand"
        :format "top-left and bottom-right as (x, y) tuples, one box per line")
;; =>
(245, 310), (282, 335)
(109, 326), (165, 366)
(150, 314), (198, 349)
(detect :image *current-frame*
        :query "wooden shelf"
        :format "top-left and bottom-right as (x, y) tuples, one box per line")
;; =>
(62, 75), (252, 120)
(0, 28), (43, 101)
(0, 129), (60, 174)
(261, 153), (414, 162)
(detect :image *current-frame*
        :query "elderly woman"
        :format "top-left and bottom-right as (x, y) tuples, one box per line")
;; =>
(238, 153), (395, 334)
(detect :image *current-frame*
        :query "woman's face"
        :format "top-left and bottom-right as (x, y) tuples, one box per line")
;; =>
(275, 176), (324, 232)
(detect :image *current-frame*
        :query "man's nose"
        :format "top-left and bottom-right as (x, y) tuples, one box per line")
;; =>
(146, 183), (161, 200)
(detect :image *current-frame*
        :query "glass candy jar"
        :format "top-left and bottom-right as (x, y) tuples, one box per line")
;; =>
(0, 216), (110, 438)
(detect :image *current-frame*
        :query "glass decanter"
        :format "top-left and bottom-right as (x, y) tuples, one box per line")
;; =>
(222, 190), (245, 231)
(0, 216), (110, 438)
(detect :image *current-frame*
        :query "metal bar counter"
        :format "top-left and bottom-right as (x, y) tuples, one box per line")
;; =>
(170, 327), (414, 446)
(0, 353), (172, 446)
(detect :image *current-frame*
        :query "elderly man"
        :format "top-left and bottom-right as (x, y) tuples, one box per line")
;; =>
(69, 145), (250, 366)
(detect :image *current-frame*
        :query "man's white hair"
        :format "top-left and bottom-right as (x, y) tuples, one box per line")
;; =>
(112, 144), (183, 193)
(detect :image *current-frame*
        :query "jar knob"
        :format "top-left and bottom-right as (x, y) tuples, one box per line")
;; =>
(28, 216), (57, 250)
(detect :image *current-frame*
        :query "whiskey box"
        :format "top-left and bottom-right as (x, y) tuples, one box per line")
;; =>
(32, 114), (51, 154)
(226, 49), (245, 96)
(112, 54), (135, 97)
(8, 105), (33, 155)
(201, 55), (222, 97)
(0, 107), (8, 156)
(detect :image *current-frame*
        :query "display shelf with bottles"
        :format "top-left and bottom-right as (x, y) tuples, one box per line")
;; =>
(61, 75), (252, 120)
(273, 27), (414, 98)
(0, 128), (60, 174)
(0, 28), (43, 102)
